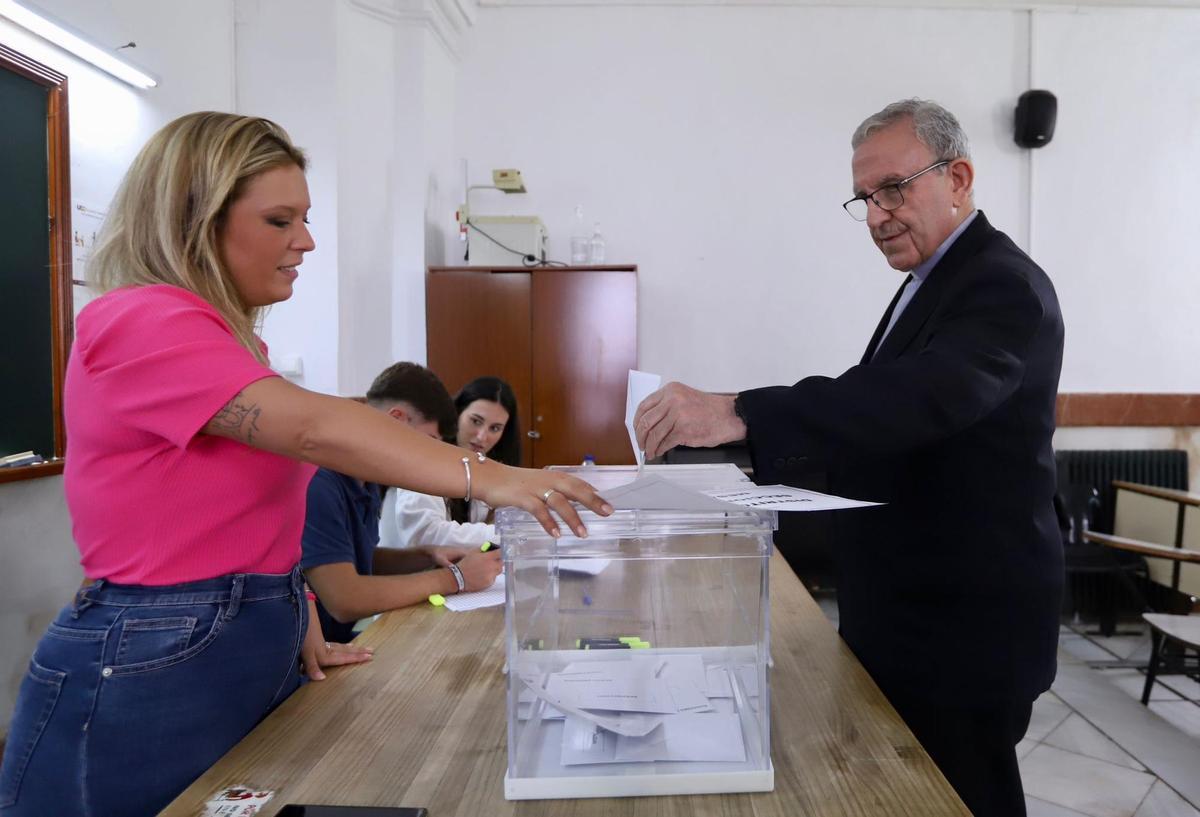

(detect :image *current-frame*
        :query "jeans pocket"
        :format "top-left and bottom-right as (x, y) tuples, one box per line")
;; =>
(114, 616), (197, 666)
(108, 606), (224, 676)
(0, 658), (66, 808)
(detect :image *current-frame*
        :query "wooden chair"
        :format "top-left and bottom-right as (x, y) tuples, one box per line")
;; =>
(1084, 480), (1200, 600)
(1141, 613), (1200, 705)
(1085, 481), (1200, 702)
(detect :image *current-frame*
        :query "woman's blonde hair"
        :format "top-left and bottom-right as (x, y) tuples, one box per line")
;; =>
(88, 111), (307, 363)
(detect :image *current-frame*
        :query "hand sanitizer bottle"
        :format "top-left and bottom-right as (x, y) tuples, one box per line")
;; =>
(570, 205), (589, 265)
(588, 222), (606, 264)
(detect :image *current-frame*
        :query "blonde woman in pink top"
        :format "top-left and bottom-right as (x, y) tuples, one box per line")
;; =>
(0, 112), (610, 817)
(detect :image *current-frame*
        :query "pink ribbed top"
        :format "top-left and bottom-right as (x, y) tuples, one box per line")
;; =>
(64, 285), (315, 585)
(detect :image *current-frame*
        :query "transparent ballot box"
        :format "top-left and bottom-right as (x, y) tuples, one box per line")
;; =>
(501, 464), (775, 800)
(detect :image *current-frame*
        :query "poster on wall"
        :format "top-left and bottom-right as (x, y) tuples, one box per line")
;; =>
(72, 202), (105, 315)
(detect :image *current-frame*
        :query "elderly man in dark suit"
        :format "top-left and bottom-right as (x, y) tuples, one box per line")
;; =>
(635, 98), (1064, 817)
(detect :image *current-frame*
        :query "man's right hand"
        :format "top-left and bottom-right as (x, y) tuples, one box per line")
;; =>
(454, 549), (502, 592)
(634, 382), (747, 460)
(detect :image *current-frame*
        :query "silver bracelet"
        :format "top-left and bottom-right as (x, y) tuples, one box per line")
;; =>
(447, 562), (466, 593)
(461, 451), (487, 504)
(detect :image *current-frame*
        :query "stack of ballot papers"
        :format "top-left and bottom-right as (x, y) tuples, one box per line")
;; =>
(517, 655), (760, 766)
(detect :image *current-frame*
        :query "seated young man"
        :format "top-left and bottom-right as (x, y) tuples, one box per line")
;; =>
(301, 361), (503, 642)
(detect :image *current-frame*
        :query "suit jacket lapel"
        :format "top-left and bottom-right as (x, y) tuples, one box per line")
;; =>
(860, 276), (911, 365)
(870, 269), (943, 364)
(869, 211), (996, 364)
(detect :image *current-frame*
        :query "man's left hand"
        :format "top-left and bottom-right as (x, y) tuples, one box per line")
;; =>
(634, 382), (747, 460)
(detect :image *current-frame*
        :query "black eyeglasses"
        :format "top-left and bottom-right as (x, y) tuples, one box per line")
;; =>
(842, 160), (951, 222)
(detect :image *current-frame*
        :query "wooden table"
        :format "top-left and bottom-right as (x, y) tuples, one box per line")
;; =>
(161, 550), (967, 816)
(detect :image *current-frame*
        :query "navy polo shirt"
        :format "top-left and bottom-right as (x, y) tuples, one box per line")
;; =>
(300, 467), (383, 643)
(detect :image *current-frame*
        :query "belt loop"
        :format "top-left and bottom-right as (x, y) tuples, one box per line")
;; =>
(225, 574), (246, 620)
(71, 579), (104, 618)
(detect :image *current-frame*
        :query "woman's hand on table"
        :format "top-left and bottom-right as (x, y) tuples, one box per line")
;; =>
(300, 596), (373, 681)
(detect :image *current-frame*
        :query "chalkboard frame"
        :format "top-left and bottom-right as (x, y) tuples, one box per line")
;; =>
(1, 44), (72, 484)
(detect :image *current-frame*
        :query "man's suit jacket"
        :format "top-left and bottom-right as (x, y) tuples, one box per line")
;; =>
(738, 211), (1064, 706)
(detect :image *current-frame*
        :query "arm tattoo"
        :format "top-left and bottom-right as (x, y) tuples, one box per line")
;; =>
(211, 391), (264, 445)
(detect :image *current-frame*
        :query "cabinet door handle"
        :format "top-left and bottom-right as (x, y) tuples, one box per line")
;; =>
(527, 430), (541, 440)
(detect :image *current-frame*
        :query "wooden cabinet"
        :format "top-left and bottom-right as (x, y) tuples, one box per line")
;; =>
(426, 265), (637, 468)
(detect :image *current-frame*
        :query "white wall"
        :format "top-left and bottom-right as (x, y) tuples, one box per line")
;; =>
(1031, 7), (1200, 392)
(388, 15), (468, 372)
(454, 5), (1031, 391)
(453, 4), (1200, 395)
(237, 0), (463, 394)
(337, 1), (399, 392)
(235, 0), (343, 394)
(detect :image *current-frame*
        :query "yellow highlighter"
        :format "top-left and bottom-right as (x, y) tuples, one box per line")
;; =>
(428, 594), (446, 607)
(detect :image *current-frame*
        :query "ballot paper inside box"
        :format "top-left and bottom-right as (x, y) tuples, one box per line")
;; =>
(499, 464), (775, 800)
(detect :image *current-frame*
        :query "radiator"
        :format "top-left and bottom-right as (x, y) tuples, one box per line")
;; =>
(1055, 449), (1189, 535)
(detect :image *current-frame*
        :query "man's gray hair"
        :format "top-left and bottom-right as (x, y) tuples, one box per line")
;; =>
(851, 98), (971, 161)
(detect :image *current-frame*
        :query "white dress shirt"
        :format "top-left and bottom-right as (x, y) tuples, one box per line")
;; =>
(377, 487), (496, 549)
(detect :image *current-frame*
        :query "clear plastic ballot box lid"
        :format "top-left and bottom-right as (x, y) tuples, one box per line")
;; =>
(498, 464), (777, 800)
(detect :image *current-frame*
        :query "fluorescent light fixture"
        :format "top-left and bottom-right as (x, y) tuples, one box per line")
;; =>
(0, 0), (157, 88)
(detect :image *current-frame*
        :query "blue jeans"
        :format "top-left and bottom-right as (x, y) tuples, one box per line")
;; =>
(0, 567), (306, 817)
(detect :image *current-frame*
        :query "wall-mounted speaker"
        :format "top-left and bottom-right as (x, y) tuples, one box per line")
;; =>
(1015, 90), (1057, 148)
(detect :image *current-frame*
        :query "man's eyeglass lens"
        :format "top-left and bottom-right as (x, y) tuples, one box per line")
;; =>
(842, 160), (950, 222)
(844, 188), (903, 221)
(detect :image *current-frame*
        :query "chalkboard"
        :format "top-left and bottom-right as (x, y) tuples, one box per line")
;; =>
(0, 45), (71, 474)
(0, 67), (54, 459)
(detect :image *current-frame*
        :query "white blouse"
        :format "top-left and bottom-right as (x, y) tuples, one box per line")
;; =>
(377, 487), (496, 549)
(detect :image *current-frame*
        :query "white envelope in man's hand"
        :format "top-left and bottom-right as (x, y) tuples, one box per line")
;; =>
(625, 369), (662, 469)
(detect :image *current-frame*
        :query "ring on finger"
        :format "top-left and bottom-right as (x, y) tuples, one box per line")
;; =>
(542, 488), (557, 503)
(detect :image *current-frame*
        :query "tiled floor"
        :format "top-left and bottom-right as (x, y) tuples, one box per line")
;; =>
(1031, 623), (1200, 817)
(812, 597), (1200, 817)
